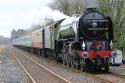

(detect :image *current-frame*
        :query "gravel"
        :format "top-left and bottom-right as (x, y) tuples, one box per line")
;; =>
(110, 65), (125, 76)
(11, 48), (69, 83)
(8, 46), (125, 83)
(13, 47), (104, 83)
(95, 73), (125, 83)
(0, 46), (31, 83)
(4, 45), (125, 83)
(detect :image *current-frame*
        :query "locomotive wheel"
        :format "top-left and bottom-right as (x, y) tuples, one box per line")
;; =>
(53, 51), (57, 58)
(80, 59), (85, 71)
(101, 58), (109, 72)
(71, 57), (75, 68)
(44, 49), (48, 57)
(84, 59), (91, 72)
(66, 54), (71, 67)
(62, 53), (66, 65)
(41, 50), (44, 56)
(104, 65), (109, 72)
(48, 50), (51, 57)
(37, 49), (40, 55)
(104, 63), (109, 72)
(46, 50), (49, 57)
(75, 59), (80, 69)
(55, 52), (59, 62)
(56, 52), (62, 63)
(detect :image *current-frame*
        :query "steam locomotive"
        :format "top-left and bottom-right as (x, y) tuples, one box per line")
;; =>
(13, 8), (115, 72)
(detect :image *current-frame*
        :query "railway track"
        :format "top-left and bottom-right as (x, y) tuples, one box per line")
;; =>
(48, 53), (125, 83)
(94, 72), (125, 83)
(109, 72), (125, 80)
(11, 47), (120, 83)
(9, 48), (36, 83)
(57, 63), (125, 83)
(9, 48), (70, 83)
(60, 61), (125, 83)
(10, 47), (125, 83)
(67, 62), (125, 83)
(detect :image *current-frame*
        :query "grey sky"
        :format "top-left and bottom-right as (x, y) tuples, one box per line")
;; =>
(0, 0), (52, 37)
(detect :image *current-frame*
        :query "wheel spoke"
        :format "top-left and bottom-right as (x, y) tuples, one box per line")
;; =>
(71, 57), (75, 68)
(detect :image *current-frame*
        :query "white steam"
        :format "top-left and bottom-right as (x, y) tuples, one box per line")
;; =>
(21, 7), (69, 27)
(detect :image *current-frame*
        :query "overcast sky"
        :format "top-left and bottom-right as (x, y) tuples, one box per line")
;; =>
(0, 0), (53, 37)
(0, 0), (98, 38)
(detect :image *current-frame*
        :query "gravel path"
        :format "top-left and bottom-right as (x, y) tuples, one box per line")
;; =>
(12, 47), (105, 83)
(0, 45), (30, 83)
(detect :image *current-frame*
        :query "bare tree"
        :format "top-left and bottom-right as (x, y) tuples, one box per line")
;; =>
(48, 0), (87, 16)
